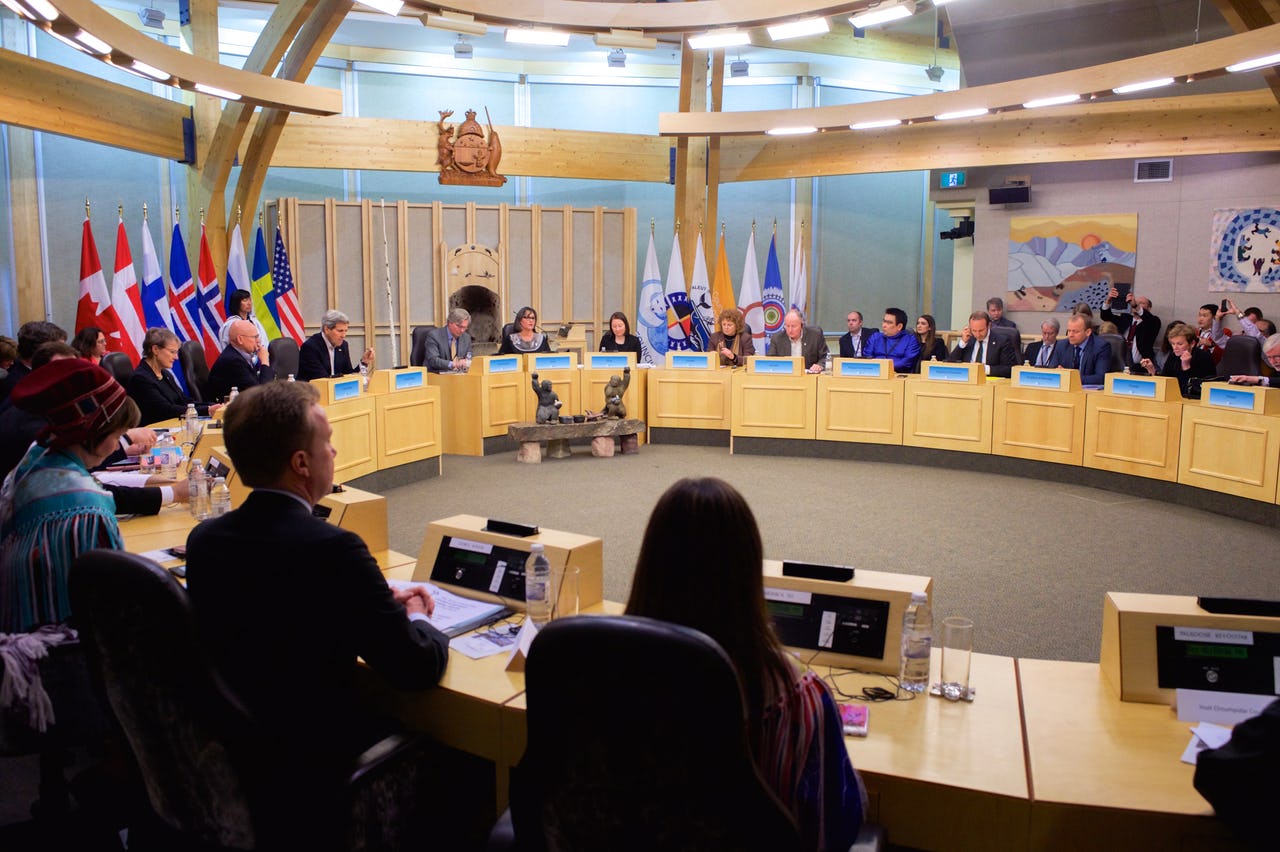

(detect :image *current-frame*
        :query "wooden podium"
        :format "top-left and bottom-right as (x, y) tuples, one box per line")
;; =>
(817, 359), (903, 444)
(647, 352), (731, 430)
(992, 367), (1085, 465)
(731, 357), (816, 440)
(1084, 375), (1184, 482)
(904, 361), (994, 454)
(312, 377), (377, 480)
(1178, 384), (1280, 501)
(432, 356), (527, 456)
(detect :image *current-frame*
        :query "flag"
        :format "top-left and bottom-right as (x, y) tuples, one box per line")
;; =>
(196, 224), (225, 364)
(637, 231), (665, 363)
(168, 222), (202, 347)
(108, 217), (144, 363)
(761, 234), (786, 351)
(224, 223), (251, 317)
(738, 230), (765, 354)
(687, 234), (713, 351)
(139, 218), (171, 333)
(250, 226), (284, 341)
(75, 217), (125, 349)
(272, 227), (306, 344)
(710, 231), (736, 321)
(664, 233), (695, 351)
(789, 231), (808, 318)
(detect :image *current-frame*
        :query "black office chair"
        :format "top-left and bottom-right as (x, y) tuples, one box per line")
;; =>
(1100, 333), (1126, 375)
(410, 325), (435, 367)
(991, 325), (1022, 362)
(178, 339), (210, 402)
(100, 351), (133, 387)
(1217, 334), (1261, 377)
(267, 337), (299, 381)
(497, 614), (805, 852)
(69, 549), (435, 852)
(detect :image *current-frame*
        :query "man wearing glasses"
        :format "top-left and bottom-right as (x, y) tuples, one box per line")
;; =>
(207, 319), (274, 402)
(1227, 333), (1280, 386)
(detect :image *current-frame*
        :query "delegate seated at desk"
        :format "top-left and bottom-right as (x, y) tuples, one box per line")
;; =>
(624, 477), (866, 851)
(1138, 323), (1214, 397)
(768, 309), (828, 373)
(185, 382), (449, 797)
(1053, 314), (1113, 387)
(497, 306), (552, 355)
(128, 328), (225, 424)
(949, 311), (1018, 378)
(423, 308), (473, 373)
(297, 309), (375, 382)
(206, 319), (274, 402)
(865, 308), (921, 373)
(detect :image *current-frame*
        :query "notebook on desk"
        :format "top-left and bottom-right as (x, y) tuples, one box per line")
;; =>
(387, 578), (510, 638)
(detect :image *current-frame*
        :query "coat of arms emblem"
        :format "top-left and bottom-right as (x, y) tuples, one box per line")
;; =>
(437, 108), (507, 187)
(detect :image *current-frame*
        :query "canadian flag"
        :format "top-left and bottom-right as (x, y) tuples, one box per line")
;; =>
(109, 217), (145, 363)
(75, 217), (125, 352)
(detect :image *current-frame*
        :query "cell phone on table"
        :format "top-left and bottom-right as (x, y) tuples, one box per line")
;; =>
(165, 545), (187, 559)
(839, 703), (869, 737)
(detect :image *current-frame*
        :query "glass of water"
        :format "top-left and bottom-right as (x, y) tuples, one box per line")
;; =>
(939, 617), (974, 701)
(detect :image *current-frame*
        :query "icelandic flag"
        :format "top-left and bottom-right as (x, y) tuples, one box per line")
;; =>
(687, 234), (713, 351)
(761, 233), (786, 350)
(75, 217), (125, 350)
(272, 227), (306, 344)
(196, 224), (225, 364)
(637, 231), (665, 363)
(108, 217), (144, 363)
(251, 226), (284, 340)
(738, 230), (765, 354)
(664, 233), (695, 352)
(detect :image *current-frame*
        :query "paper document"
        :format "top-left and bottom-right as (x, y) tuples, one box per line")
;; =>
(387, 578), (508, 638)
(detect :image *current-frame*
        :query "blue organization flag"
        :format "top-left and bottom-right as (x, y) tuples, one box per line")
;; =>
(761, 234), (786, 349)
(637, 231), (665, 362)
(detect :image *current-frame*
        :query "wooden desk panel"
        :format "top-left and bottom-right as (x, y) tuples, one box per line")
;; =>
(327, 396), (378, 480)
(903, 381), (994, 454)
(992, 385), (1085, 466)
(730, 372), (817, 440)
(1019, 658), (1232, 851)
(816, 375), (905, 444)
(433, 371), (527, 455)
(1177, 406), (1280, 502)
(374, 385), (443, 470)
(646, 368), (732, 429)
(1083, 393), (1183, 482)
(817, 652), (1029, 851)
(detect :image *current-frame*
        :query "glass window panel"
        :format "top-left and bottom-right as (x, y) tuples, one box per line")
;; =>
(357, 71), (514, 123)
(529, 83), (676, 134)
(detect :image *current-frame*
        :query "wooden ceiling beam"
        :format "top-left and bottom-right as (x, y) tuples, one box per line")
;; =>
(1211, 0), (1280, 104)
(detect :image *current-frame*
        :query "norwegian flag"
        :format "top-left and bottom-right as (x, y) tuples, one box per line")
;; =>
(196, 224), (226, 364)
(272, 226), (306, 344)
(75, 217), (125, 349)
(109, 217), (144, 363)
(168, 223), (202, 347)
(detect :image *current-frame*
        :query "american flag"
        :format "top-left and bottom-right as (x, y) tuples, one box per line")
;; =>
(272, 227), (306, 344)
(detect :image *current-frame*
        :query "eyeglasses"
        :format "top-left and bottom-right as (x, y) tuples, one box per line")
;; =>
(1266, 352), (1280, 365)
(163, 347), (180, 355)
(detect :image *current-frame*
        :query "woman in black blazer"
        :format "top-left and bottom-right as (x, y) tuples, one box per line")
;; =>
(127, 328), (222, 425)
(598, 311), (643, 355)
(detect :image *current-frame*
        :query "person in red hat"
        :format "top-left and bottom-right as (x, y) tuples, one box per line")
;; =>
(0, 359), (140, 632)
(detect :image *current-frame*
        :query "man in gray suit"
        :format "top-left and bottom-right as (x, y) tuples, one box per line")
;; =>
(423, 308), (473, 373)
(768, 309), (828, 373)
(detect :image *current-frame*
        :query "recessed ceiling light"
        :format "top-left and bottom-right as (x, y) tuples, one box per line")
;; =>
(766, 126), (818, 136)
(195, 82), (241, 101)
(935, 107), (989, 120)
(688, 30), (751, 50)
(357, 0), (404, 17)
(849, 3), (915, 30)
(767, 18), (830, 41)
(1112, 78), (1174, 94)
(850, 118), (903, 130)
(1226, 52), (1280, 73)
(130, 60), (170, 80)
(1022, 94), (1081, 109)
(506, 27), (571, 47)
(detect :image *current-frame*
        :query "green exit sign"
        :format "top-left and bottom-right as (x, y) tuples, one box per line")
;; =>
(940, 170), (967, 188)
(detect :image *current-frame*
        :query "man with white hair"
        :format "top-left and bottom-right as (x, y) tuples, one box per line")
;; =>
(207, 318), (274, 402)
(768, 309), (828, 373)
(1228, 333), (1280, 386)
(297, 309), (375, 382)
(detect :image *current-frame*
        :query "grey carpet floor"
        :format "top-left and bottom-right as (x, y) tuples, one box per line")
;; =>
(384, 444), (1280, 663)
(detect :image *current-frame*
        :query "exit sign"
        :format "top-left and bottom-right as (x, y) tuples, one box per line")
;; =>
(940, 170), (967, 188)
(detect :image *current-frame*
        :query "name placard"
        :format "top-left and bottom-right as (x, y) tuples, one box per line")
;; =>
(1110, 378), (1158, 399)
(752, 358), (798, 375)
(1206, 386), (1257, 411)
(487, 356), (520, 374)
(1015, 369), (1064, 390)
(531, 354), (573, 371)
(333, 379), (361, 401)
(924, 364), (972, 383)
(670, 353), (713, 370)
(837, 360), (886, 378)
(588, 354), (631, 371)
(394, 371), (424, 390)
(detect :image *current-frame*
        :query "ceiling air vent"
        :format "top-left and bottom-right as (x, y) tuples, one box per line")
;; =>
(1134, 159), (1173, 183)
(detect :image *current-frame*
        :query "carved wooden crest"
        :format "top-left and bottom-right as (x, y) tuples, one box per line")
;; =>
(436, 108), (507, 187)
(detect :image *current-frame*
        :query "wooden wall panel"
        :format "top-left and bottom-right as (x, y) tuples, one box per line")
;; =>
(572, 211), (596, 322)
(507, 209), (534, 317)
(298, 202), (329, 329)
(406, 205), (436, 325)
(540, 210), (565, 321)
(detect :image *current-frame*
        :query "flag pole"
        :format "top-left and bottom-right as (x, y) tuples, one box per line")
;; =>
(380, 199), (397, 365)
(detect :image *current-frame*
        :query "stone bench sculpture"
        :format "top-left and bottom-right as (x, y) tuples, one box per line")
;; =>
(507, 418), (645, 463)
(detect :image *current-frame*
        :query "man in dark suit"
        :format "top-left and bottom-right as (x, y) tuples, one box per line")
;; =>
(1054, 313), (1113, 386)
(0, 320), (65, 407)
(838, 310), (875, 358)
(1023, 319), (1066, 367)
(206, 319), (274, 402)
(949, 311), (1018, 378)
(297, 309), (375, 382)
(768, 309), (828, 372)
(1101, 288), (1160, 367)
(185, 381), (448, 792)
(423, 308), (473, 373)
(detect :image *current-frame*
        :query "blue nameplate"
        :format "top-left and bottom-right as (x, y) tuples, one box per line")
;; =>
(488, 357), (519, 374)
(1206, 386), (1256, 410)
(394, 371), (424, 390)
(533, 354), (572, 370)
(1111, 378), (1157, 399)
(838, 361), (882, 378)
(591, 355), (629, 370)
(1016, 370), (1063, 390)
(671, 354), (710, 370)
(333, 379), (361, 400)
(754, 359), (797, 375)
(926, 364), (971, 383)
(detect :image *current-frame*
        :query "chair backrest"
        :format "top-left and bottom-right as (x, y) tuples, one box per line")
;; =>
(1100, 333), (1125, 374)
(100, 351), (134, 387)
(410, 325), (436, 367)
(511, 615), (802, 852)
(267, 337), (300, 380)
(1218, 334), (1261, 377)
(990, 325), (1022, 361)
(178, 340), (211, 402)
(70, 549), (261, 849)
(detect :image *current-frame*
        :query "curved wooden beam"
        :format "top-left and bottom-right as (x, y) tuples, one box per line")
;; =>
(658, 23), (1280, 135)
(413, 1), (869, 33)
(47, 0), (342, 115)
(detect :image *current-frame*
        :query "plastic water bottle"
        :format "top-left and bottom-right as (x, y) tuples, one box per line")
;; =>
(209, 477), (231, 517)
(359, 362), (369, 390)
(899, 591), (933, 693)
(184, 403), (199, 444)
(823, 352), (832, 373)
(287, 373), (296, 383)
(228, 386), (239, 405)
(524, 543), (552, 629)
(188, 458), (210, 520)
(155, 433), (178, 479)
